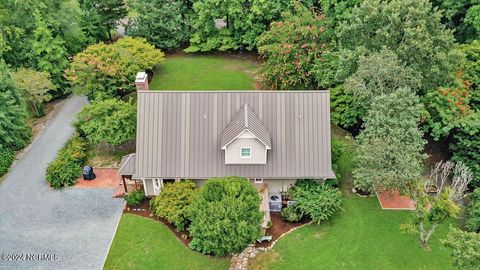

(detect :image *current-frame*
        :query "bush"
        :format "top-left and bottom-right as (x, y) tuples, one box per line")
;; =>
(150, 181), (197, 230)
(257, 4), (329, 89)
(46, 137), (88, 188)
(124, 190), (146, 207)
(0, 147), (15, 176)
(74, 99), (137, 145)
(289, 180), (343, 224)
(331, 138), (346, 179)
(465, 189), (480, 232)
(188, 177), (263, 256)
(281, 205), (303, 222)
(443, 227), (480, 270)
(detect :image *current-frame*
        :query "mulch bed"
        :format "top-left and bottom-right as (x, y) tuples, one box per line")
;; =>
(255, 212), (309, 248)
(124, 200), (308, 248)
(123, 199), (192, 246)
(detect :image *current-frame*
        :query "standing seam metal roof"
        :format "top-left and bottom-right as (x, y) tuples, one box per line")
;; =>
(133, 91), (335, 179)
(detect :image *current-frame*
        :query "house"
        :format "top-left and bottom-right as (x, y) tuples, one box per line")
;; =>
(119, 72), (335, 220)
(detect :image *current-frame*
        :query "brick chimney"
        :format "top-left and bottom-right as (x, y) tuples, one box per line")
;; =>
(135, 72), (149, 91)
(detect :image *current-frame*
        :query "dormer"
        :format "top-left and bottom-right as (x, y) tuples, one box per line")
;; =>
(220, 103), (272, 165)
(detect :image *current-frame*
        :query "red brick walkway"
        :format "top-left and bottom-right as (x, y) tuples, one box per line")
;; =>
(376, 190), (415, 210)
(74, 168), (121, 191)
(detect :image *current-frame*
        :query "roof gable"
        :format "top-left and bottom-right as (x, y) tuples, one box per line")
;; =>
(220, 103), (272, 149)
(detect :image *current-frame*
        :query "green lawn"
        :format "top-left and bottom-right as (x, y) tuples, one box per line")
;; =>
(104, 214), (229, 270)
(149, 53), (259, 90)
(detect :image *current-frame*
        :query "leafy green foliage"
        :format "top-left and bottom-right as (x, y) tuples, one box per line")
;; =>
(0, 61), (31, 151)
(32, 10), (70, 94)
(67, 37), (164, 100)
(124, 190), (146, 207)
(92, 0), (128, 41)
(188, 177), (263, 256)
(329, 85), (362, 128)
(150, 181), (197, 230)
(187, 0), (287, 52)
(281, 205), (303, 222)
(344, 49), (421, 121)
(354, 89), (426, 193)
(331, 138), (345, 179)
(451, 112), (480, 188)
(323, 0), (459, 92)
(257, 4), (329, 89)
(443, 227), (480, 270)
(0, 147), (15, 176)
(288, 180), (342, 224)
(465, 189), (480, 232)
(75, 99), (136, 145)
(11, 68), (54, 118)
(457, 41), (480, 106)
(126, 0), (189, 51)
(46, 136), (88, 189)
(465, 5), (480, 41)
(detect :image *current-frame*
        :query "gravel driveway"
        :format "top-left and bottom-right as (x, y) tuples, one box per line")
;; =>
(0, 96), (124, 270)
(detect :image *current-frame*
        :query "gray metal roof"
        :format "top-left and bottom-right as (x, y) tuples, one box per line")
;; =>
(220, 103), (272, 149)
(118, 153), (135, 176)
(134, 91), (335, 179)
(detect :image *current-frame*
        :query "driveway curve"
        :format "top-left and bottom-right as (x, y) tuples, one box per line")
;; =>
(0, 95), (124, 270)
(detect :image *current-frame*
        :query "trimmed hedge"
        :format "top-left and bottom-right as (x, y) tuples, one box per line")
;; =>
(46, 136), (88, 188)
(0, 147), (15, 176)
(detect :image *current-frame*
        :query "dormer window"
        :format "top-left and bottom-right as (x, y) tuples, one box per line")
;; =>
(220, 103), (272, 165)
(241, 147), (251, 158)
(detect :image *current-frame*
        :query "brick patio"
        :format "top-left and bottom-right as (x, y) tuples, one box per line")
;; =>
(376, 190), (415, 210)
(74, 168), (121, 193)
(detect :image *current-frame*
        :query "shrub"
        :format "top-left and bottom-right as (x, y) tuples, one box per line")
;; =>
(465, 189), (480, 232)
(46, 137), (88, 188)
(188, 177), (263, 256)
(257, 4), (329, 89)
(0, 147), (15, 176)
(443, 227), (480, 270)
(74, 99), (136, 145)
(150, 181), (197, 230)
(331, 138), (346, 179)
(281, 205), (303, 222)
(124, 190), (146, 207)
(289, 180), (342, 224)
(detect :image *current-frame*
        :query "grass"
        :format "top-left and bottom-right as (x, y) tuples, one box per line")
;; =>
(249, 125), (456, 270)
(149, 53), (259, 90)
(104, 214), (230, 270)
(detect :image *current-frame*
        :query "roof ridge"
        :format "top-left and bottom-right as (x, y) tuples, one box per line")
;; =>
(244, 103), (248, 128)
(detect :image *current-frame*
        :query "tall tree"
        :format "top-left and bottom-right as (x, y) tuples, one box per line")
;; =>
(32, 10), (70, 95)
(315, 0), (460, 92)
(353, 88), (426, 193)
(95, 0), (127, 41)
(126, 0), (189, 51)
(0, 61), (31, 150)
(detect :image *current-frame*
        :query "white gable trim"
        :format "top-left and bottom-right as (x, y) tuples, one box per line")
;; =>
(221, 129), (272, 150)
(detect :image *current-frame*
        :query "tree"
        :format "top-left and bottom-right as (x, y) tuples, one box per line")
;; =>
(443, 227), (480, 270)
(32, 10), (70, 95)
(94, 0), (127, 41)
(465, 5), (480, 41)
(188, 177), (263, 256)
(424, 161), (474, 203)
(353, 88), (426, 193)
(343, 49), (421, 122)
(126, 0), (189, 51)
(67, 37), (165, 100)
(11, 68), (54, 118)
(431, 0), (474, 42)
(0, 61), (31, 151)
(79, 0), (109, 43)
(74, 99), (136, 146)
(457, 41), (480, 106)
(465, 188), (480, 232)
(257, 4), (329, 89)
(187, 0), (288, 52)
(150, 181), (197, 230)
(316, 0), (460, 92)
(451, 112), (480, 189)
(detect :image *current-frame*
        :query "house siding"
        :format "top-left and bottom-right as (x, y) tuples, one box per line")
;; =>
(225, 137), (267, 164)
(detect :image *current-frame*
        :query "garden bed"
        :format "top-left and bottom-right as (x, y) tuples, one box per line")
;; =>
(256, 212), (310, 248)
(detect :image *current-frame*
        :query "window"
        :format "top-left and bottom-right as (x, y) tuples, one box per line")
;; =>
(241, 147), (251, 158)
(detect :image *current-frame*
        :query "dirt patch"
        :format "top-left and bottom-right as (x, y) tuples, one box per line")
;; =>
(423, 136), (452, 176)
(256, 212), (309, 248)
(248, 250), (279, 270)
(124, 199), (192, 246)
